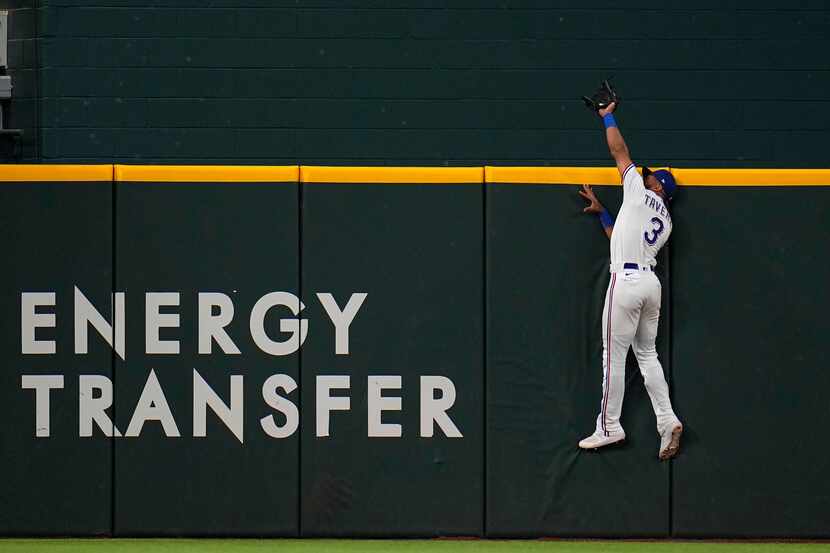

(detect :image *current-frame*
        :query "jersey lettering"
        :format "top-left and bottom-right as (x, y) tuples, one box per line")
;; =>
(612, 170), (671, 269)
(644, 217), (665, 246)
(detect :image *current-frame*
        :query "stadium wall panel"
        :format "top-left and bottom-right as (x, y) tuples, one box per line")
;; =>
(0, 165), (113, 535)
(484, 170), (670, 537)
(298, 167), (484, 537)
(111, 165), (301, 536)
(669, 183), (830, 538)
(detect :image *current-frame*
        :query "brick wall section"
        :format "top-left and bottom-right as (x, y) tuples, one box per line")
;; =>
(5, 1), (39, 160)
(32, 1), (830, 166)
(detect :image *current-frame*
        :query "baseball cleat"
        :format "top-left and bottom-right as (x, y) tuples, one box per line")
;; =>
(578, 431), (626, 450)
(659, 423), (683, 460)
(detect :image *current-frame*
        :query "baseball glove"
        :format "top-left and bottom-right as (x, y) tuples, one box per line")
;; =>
(582, 80), (620, 113)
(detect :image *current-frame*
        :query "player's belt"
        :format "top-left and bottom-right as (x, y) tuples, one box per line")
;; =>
(623, 262), (654, 272)
(609, 262), (655, 273)
(611, 263), (654, 273)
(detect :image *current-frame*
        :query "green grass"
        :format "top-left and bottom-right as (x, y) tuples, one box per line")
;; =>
(1, 540), (829, 553)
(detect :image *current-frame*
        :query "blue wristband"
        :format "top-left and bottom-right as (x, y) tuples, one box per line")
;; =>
(603, 113), (617, 129)
(599, 209), (614, 229)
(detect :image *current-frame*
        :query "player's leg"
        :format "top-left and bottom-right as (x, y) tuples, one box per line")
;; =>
(580, 273), (640, 449)
(632, 273), (682, 459)
(597, 273), (641, 436)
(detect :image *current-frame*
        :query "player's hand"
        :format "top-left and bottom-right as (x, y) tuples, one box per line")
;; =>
(579, 184), (604, 213)
(598, 102), (616, 117)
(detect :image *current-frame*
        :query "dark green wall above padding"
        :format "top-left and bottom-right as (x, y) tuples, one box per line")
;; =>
(4, 2), (39, 160)
(16, 2), (829, 165)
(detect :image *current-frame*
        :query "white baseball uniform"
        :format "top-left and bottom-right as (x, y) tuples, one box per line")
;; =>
(594, 163), (680, 438)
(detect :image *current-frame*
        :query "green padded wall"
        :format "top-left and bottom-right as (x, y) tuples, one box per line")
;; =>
(670, 187), (830, 538)
(0, 180), (112, 534)
(300, 182), (483, 536)
(486, 183), (671, 537)
(113, 180), (299, 536)
(2, 167), (830, 539)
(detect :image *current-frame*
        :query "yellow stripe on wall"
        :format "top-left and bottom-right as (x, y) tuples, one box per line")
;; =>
(0, 165), (113, 182)
(670, 168), (830, 186)
(301, 166), (484, 184)
(2, 165), (829, 186)
(486, 166), (830, 186)
(115, 165), (299, 183)
(486, 166), (624, 185)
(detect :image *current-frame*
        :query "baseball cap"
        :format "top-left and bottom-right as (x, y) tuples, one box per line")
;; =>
(643, 167), (677, 200)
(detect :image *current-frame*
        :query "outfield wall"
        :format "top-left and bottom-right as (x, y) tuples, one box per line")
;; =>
(1, 165), (829, 538)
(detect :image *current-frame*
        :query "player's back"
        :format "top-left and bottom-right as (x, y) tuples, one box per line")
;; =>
(609, 164), (672, 270)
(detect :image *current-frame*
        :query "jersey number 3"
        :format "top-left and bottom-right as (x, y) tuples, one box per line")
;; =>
(644, 217), (665, 245)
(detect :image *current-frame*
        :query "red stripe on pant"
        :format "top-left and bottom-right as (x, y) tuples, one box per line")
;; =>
(602, 273), (617, 437)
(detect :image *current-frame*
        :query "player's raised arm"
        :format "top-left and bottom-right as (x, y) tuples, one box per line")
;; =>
(598, 102), (633, 177)
(578, 184), (613, 240)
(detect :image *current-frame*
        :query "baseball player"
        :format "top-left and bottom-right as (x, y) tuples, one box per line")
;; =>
(577, 101), (683, 460)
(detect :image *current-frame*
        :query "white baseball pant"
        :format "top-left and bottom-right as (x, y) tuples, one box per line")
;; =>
(594, 269), (680, 437)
